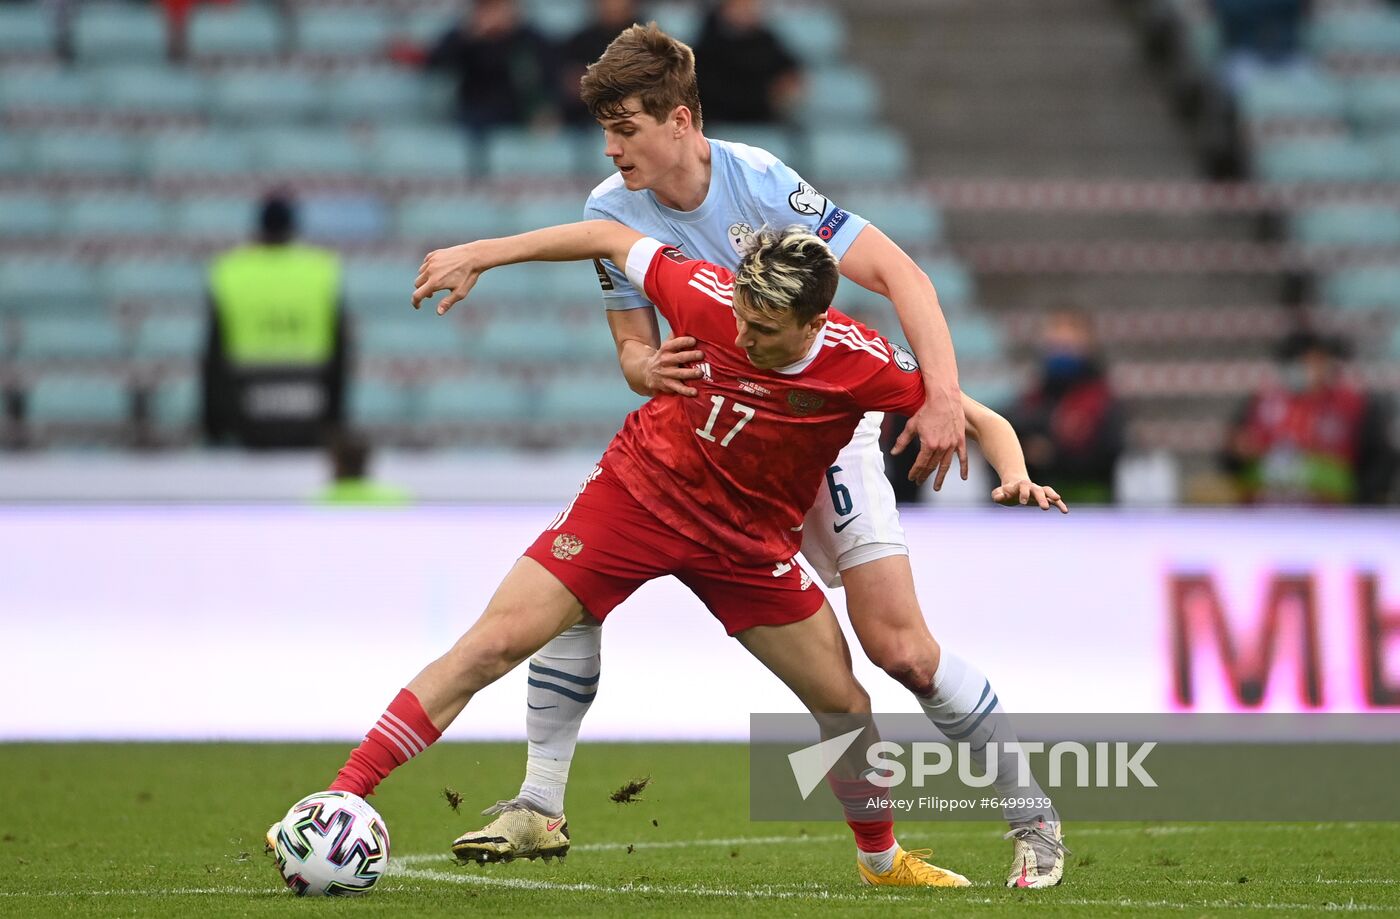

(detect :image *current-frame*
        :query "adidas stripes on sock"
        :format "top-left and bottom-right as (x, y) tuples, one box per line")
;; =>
(330, 688), (442, 798)
(516, 621), (601, 817)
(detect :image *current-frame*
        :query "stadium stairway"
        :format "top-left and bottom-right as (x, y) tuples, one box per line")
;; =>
(840, 0), (1294, 486)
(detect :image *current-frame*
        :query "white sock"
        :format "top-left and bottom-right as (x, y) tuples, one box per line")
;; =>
(857, 841), (899, 875)
(515, 622), (601, 818)
(917, 651), (1053, 826)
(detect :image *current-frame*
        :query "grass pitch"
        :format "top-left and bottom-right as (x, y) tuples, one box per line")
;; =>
(1, 742), (1396, 917)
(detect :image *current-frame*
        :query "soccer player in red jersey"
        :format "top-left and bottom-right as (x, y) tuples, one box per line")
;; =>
(275, 220), (1065, 889)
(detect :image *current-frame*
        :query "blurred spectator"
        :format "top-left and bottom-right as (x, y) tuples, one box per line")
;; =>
(1008, 309), (1124, 504)
(1224, 332), (1395, 505)
(426, 0), (556, 133)
(203, 194), (348, 450)
(1211, 0), (1309, 90)
(692, 0), (802, 124)
(557, 0), (640, 127)
(318, 433), (410, 506)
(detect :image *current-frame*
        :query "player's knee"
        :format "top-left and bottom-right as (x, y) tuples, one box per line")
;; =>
(867, 640), (938, 696)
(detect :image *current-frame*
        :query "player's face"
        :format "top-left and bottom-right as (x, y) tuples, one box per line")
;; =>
(598, 98), (686, 191)
(733, 294), (825, 370)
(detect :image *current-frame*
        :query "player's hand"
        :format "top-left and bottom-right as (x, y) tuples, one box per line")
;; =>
(991, 479), (1069, 513)
(645, 335), (706, 397)
(413, 243), (487, 316)
(891, 388), (968, 489)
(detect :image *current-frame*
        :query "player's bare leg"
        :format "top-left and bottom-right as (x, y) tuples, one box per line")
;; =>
(736, 603), (971, 889)
(840, 554), (1067, 888)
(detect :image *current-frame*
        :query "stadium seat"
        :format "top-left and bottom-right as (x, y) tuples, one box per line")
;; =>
(146, 375), (199, 430)
(401, 8), (455, 46)
(145, 131), (256, 178)
(343, 257), (423, 316)
(523, 0), (588, 41)
(536, 373), (646, 424)
(171, 196), (259, 237)
(1319, 266), (1400, 311)
(796, 66), (881, 125)
(468, 262), (596, 307)
(300, 196), (390, 242)
(501, 197), (587, 237)
(63, 195), (171, 237)
(132, 315), (204, 361)
(706, 124), (801, 169)
(1251, 137), (1383, 183)
(97, 258), (205, 305)
(187, 4), (286, 58)
(294, 8), (393, 56)
(770, 5), (847, 64)
(1346, 77), (1400, 135)
(0, 193), (60, 238)
(96, 65), (210, 117)
(17, 316), (126, 361)
(917, 258), (978, 312)
(644, 2), (700, 44)
(0, 70), (95, 115)
(397, 194), (518, 243)
(348, 377), (413, 426)
(0, 4), (58, 56)
(474, 317), (580, 363)
(356, 317), (467, 360)
(1306, 10), (1400, 57)
(325, 70), (436, 124)
(484, 130), (580, 179)
(960, 372), (1019, 411)
(1390, 323), (1400, 360)
(1371, 130), (1400, 179)
(26, 373), (131, 425)
(844, 193), (943, 248)
(252, 127), (369, 176)
(1290, 205), (1400, 247)
(804, 126), (910, 183)
(212, 70), (322, 124)
(71, 3), (168, 63)
(947, 314), (1005, 362)
(418, 374), (533, 424)
(1233, 65), (1345, 124)
(367, 126), (473, 179)
(0, 259), (98, 312)
(0, 137), (29, 175)
(31, 132), (140, 177)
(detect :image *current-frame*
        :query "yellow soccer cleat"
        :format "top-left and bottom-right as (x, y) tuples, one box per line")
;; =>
(857, 847), (972, 888)
(264, 822), (280, 854)
(451, 799), (570, 865)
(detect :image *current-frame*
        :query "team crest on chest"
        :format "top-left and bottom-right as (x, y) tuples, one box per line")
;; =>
(551, 533), (585, 561)
(787, 390), (825, 415)
(727, 222), (757, 257)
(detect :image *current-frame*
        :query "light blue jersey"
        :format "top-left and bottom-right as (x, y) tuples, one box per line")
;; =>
(584, 138), (870, 311)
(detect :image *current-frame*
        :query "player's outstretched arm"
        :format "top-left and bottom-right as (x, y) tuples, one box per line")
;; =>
(963, 394), (1069, 513)
(413, 221), (645, 315)
(840, 226), (967, 490)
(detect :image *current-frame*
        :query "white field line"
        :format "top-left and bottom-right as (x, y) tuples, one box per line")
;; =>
(0, 888), (277, 898)
(393, 866), (1394, 911)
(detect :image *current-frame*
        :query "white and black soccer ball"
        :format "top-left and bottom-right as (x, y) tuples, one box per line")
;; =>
(271, 791), (391, 896)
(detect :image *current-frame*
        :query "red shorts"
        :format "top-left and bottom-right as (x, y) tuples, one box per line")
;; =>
(524, 464), (825, 635)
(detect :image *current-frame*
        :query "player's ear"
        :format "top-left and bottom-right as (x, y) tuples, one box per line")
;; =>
(672, 105), (693, 135)
(806, 311), (828, 334)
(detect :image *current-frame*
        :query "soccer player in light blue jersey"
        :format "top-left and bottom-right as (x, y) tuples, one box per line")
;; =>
(417, 23), (1066, 888)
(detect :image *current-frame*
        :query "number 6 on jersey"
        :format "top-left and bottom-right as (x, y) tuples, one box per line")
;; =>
(695, 395), (756, 447)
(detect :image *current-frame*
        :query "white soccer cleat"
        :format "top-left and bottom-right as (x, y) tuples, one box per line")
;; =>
(451, 799), (570, 865)
(1005, 813), (1068, 888)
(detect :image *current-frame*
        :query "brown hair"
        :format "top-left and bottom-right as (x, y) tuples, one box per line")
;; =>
(735, 227), (839, 325)
(579, 23), (703, 128)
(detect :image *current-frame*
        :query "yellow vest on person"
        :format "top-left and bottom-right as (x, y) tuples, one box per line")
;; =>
(210, 244), (341, 367)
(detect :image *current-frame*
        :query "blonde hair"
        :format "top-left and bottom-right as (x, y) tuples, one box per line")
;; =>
(734, 227), (839, 324)
(580, 23), (703, 128)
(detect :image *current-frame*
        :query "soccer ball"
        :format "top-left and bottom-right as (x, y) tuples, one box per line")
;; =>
(271, 791), (391, 896)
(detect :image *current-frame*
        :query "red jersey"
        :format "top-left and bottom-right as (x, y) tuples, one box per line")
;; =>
(599, 238), (925, 564)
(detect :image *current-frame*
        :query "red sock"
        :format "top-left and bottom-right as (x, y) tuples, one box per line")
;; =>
(330, 689), (442, 797)
(827, 773), (896, 853)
